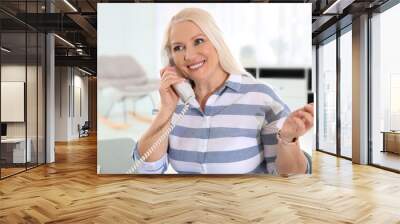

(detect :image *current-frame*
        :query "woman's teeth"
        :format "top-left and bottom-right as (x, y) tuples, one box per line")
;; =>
(188, 60), (205, 70)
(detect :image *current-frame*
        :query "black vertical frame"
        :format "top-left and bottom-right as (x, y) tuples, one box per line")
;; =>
(72, 68), (75, 118)
(59, 66), (62, 117)
(25, 0), (28, 171)
(0, 21), (2, 179)
(44, 0), (47, 164)
(36, 0), (39, 168)
(69, 70), (71, 118)
(336, 28), (341, 157)
(367, 10), (373, 166)
(42, 0), (47, 165)
(315, 45), (320, 151)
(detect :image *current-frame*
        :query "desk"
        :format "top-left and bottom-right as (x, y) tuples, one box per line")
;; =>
(381, 131), (400, 154)
(1, 138), (31, 163)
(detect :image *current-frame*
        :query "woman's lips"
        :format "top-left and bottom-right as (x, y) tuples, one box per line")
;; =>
(187, 60), (206, 71)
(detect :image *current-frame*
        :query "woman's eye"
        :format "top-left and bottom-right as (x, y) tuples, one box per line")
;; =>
(173, 45), (184, 52)
(194, 38), (204, 45)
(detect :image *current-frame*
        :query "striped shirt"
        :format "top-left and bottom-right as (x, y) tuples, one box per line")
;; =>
(133, 73), (311, 174)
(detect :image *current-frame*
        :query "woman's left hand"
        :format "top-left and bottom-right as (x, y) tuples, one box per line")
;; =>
(279, 103), (314, 142)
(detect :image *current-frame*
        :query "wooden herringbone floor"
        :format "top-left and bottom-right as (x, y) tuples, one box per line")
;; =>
(1, 135), (400, 224)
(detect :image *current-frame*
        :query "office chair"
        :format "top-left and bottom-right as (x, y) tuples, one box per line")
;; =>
(98, 55), (159, 128)
(78, 121), (90, 138)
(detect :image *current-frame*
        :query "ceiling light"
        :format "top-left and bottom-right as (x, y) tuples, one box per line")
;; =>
(78, 67), (92, 76)
(63, 0), (78, 12)
(54, 34), (75, 48)
(1, 47), (11, 53)
(322, 0), (355, 15)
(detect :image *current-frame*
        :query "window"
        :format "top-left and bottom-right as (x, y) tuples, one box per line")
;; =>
(339, 28), (352, 158)
(317, 36), (337, 155)
(371, 3), (400, 171)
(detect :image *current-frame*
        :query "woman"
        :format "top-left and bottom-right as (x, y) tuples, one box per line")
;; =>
(133, 8), (313, 175)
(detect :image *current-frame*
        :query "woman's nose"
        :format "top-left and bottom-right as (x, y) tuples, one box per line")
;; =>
(184, 46), (196, 62)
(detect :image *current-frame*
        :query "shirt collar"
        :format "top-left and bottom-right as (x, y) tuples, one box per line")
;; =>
(224, 73), (242, 92)
(186, 73), (243, 112)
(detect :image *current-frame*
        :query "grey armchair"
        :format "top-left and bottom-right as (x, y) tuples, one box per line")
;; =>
(98, 55), (160, 123)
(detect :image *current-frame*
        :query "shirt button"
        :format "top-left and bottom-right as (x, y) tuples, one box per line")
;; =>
(202, 164), (207, 174)
(205, 116), (210, 127)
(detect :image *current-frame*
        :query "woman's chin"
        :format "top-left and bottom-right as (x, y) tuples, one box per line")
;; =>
(186, 68), (205, 79)
(188, 72), (210, 83)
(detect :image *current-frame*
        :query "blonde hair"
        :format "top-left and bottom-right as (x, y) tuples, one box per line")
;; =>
(162, 7), (252, 78)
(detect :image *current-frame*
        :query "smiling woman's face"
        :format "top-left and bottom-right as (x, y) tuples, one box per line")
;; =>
(169, 21), (224, 83)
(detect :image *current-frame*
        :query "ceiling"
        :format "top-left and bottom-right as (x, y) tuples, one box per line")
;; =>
(0, 0), (393, 75)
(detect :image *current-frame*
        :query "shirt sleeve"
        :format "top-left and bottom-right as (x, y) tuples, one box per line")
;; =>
(260, 117), (288, 175)
(131, 141), (168, 174)
(261, 107), (312, 175)
(259, 85), (291, 175)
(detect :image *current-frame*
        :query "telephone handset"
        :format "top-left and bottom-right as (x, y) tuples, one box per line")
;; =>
(126, 62), (194, 174)
(173, 80), (195, 103)
(169, 60), (195, 103)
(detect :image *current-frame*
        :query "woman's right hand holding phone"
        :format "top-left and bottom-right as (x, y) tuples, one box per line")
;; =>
(159, 66), (186, 116)
(136, 66), (186, 163)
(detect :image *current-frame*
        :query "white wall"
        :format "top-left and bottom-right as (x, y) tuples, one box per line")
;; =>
(55, 67), (89, 141)
(72, 73), (89, 138)
(55, 67), (69, 141)
(1, 65), (31, 138)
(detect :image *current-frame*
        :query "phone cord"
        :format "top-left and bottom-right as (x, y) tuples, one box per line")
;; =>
(126, 103), (191, 174)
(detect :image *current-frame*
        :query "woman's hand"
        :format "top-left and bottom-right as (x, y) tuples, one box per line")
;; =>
(279, 103), (314, 142)
(158, 66), (187, 115)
